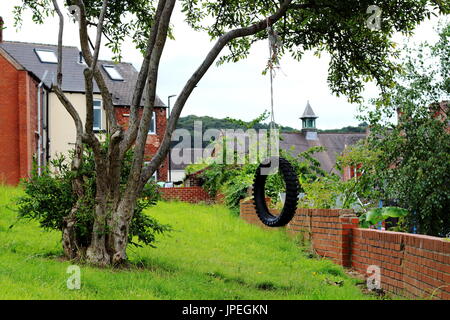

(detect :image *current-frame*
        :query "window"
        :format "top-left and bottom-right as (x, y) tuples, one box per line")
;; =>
(93, 100), (102, 131)
(303, 119), (314, 128)
(103, 65), (124, 81)
(35, 49), (58, 64)
(307, 119), (315, 128)
(148, 112), (156, 135)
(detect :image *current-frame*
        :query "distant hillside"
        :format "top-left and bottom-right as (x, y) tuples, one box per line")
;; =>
(319, 122), (368, 133)
(174, 115), (296, 147)
(176, 115), (297, 133)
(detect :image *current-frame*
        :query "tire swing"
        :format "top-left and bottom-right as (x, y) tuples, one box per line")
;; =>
(252, 20), (300, 227)
(253, 157), (299, 227)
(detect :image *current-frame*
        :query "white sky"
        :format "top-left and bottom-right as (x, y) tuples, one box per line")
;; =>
(0, 1), (446, 129)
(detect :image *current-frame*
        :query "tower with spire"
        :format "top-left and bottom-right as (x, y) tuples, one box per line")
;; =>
(300, 100), (318, 133)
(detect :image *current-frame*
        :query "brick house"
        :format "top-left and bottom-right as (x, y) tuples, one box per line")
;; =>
(0, 32), (168, 184)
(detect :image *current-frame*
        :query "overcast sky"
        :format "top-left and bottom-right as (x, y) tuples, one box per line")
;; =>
(0, 1), (446, 129)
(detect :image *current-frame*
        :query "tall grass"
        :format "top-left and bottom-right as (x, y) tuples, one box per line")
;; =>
(0, 185), (377, 300)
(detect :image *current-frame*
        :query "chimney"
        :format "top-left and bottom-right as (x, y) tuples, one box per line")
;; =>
(0, 17), (4, 43)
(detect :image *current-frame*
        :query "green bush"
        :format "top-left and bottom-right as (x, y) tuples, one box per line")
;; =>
(16, 145), (171, 249)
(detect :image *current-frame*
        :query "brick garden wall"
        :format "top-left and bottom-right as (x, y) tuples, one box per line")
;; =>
(240, 199), (450, 300)
(352, 229), (450, 299)
(159, 187), (212, 203)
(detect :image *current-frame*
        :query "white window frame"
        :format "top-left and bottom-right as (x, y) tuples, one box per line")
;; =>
(35, 49), (58, 64)
(103, 65), (124, 81)
(148, 112), (157, 135)
(93, 100), (102, 131)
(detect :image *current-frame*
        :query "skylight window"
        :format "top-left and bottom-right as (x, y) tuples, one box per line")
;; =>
(103, 65), (124, 81)
(35, 49), (58, 64)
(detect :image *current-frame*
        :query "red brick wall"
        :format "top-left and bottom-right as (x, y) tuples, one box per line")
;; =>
(240, 200), (356, 266)
(0, 53), (20, 184)
(115, 106), (168, 181)
(352, 229), (450, 299)
(0, 54), (38, 185)
(159, 187), (212, 203)
(239, 199), (450, 300)
(24, 74), (38, 178)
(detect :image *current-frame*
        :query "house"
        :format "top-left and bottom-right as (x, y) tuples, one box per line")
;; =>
(280, 101), (367, 180)
(0, 29), (168, 184)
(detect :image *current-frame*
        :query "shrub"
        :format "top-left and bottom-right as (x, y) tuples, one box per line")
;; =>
(16, 145), (171, 251)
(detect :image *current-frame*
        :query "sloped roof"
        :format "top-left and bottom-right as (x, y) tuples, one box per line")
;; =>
(300, 101), (318, 119)
(0, 41), (165, 107)
(178, 130), (367, 176)
(280, 132), (367, 175)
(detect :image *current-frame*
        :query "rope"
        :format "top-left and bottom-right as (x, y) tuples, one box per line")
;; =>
(266, 18), (281, 131)
(269, 65), (275, 130)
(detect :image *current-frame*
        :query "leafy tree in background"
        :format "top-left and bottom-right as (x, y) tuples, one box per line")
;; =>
(14, 0), (449, 265)
(358, 21), (450, 236)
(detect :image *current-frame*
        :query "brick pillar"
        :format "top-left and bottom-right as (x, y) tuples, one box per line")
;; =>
(339, 215), (360, 267)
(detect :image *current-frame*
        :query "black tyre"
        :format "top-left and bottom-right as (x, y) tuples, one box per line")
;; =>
(252, 157), (299, 227)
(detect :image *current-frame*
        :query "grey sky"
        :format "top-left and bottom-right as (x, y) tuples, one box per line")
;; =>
(0, 1), (445, 130)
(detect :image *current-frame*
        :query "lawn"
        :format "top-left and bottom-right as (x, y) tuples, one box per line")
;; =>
(0, 185), (376, 300)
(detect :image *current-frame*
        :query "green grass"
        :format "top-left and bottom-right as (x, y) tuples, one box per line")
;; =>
(0, 185), (376, 300)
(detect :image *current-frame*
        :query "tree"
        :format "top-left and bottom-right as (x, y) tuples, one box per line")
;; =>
(14, 0), (449, 265)
(358, 21), (450, 236)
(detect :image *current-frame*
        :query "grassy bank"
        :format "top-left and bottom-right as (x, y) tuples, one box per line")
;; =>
(0, 185), (375, 299)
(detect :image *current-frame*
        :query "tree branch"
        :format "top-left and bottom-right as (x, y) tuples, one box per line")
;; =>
(51, 0), (86, 180)
(140, 0), (294, 187)
(52, 0), (64, 87)
(75, 0), (119, 136)
(92, 0), (109, 70)
(120, 0), (167, 155)
(123, 0), (176, 199)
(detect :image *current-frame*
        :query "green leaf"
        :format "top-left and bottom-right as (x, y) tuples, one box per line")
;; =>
(365, 208), (383, 225)
(380, 207), (409, 218)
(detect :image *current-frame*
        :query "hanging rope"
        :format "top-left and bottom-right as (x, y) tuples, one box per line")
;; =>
(266, 18), (282, 131)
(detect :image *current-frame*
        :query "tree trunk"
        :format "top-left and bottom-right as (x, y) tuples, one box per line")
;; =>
(85, 165), (112, 266)
(86, 197), (111, 266)
(62, 208), (79, 260)
(107, 199), (136, 265)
